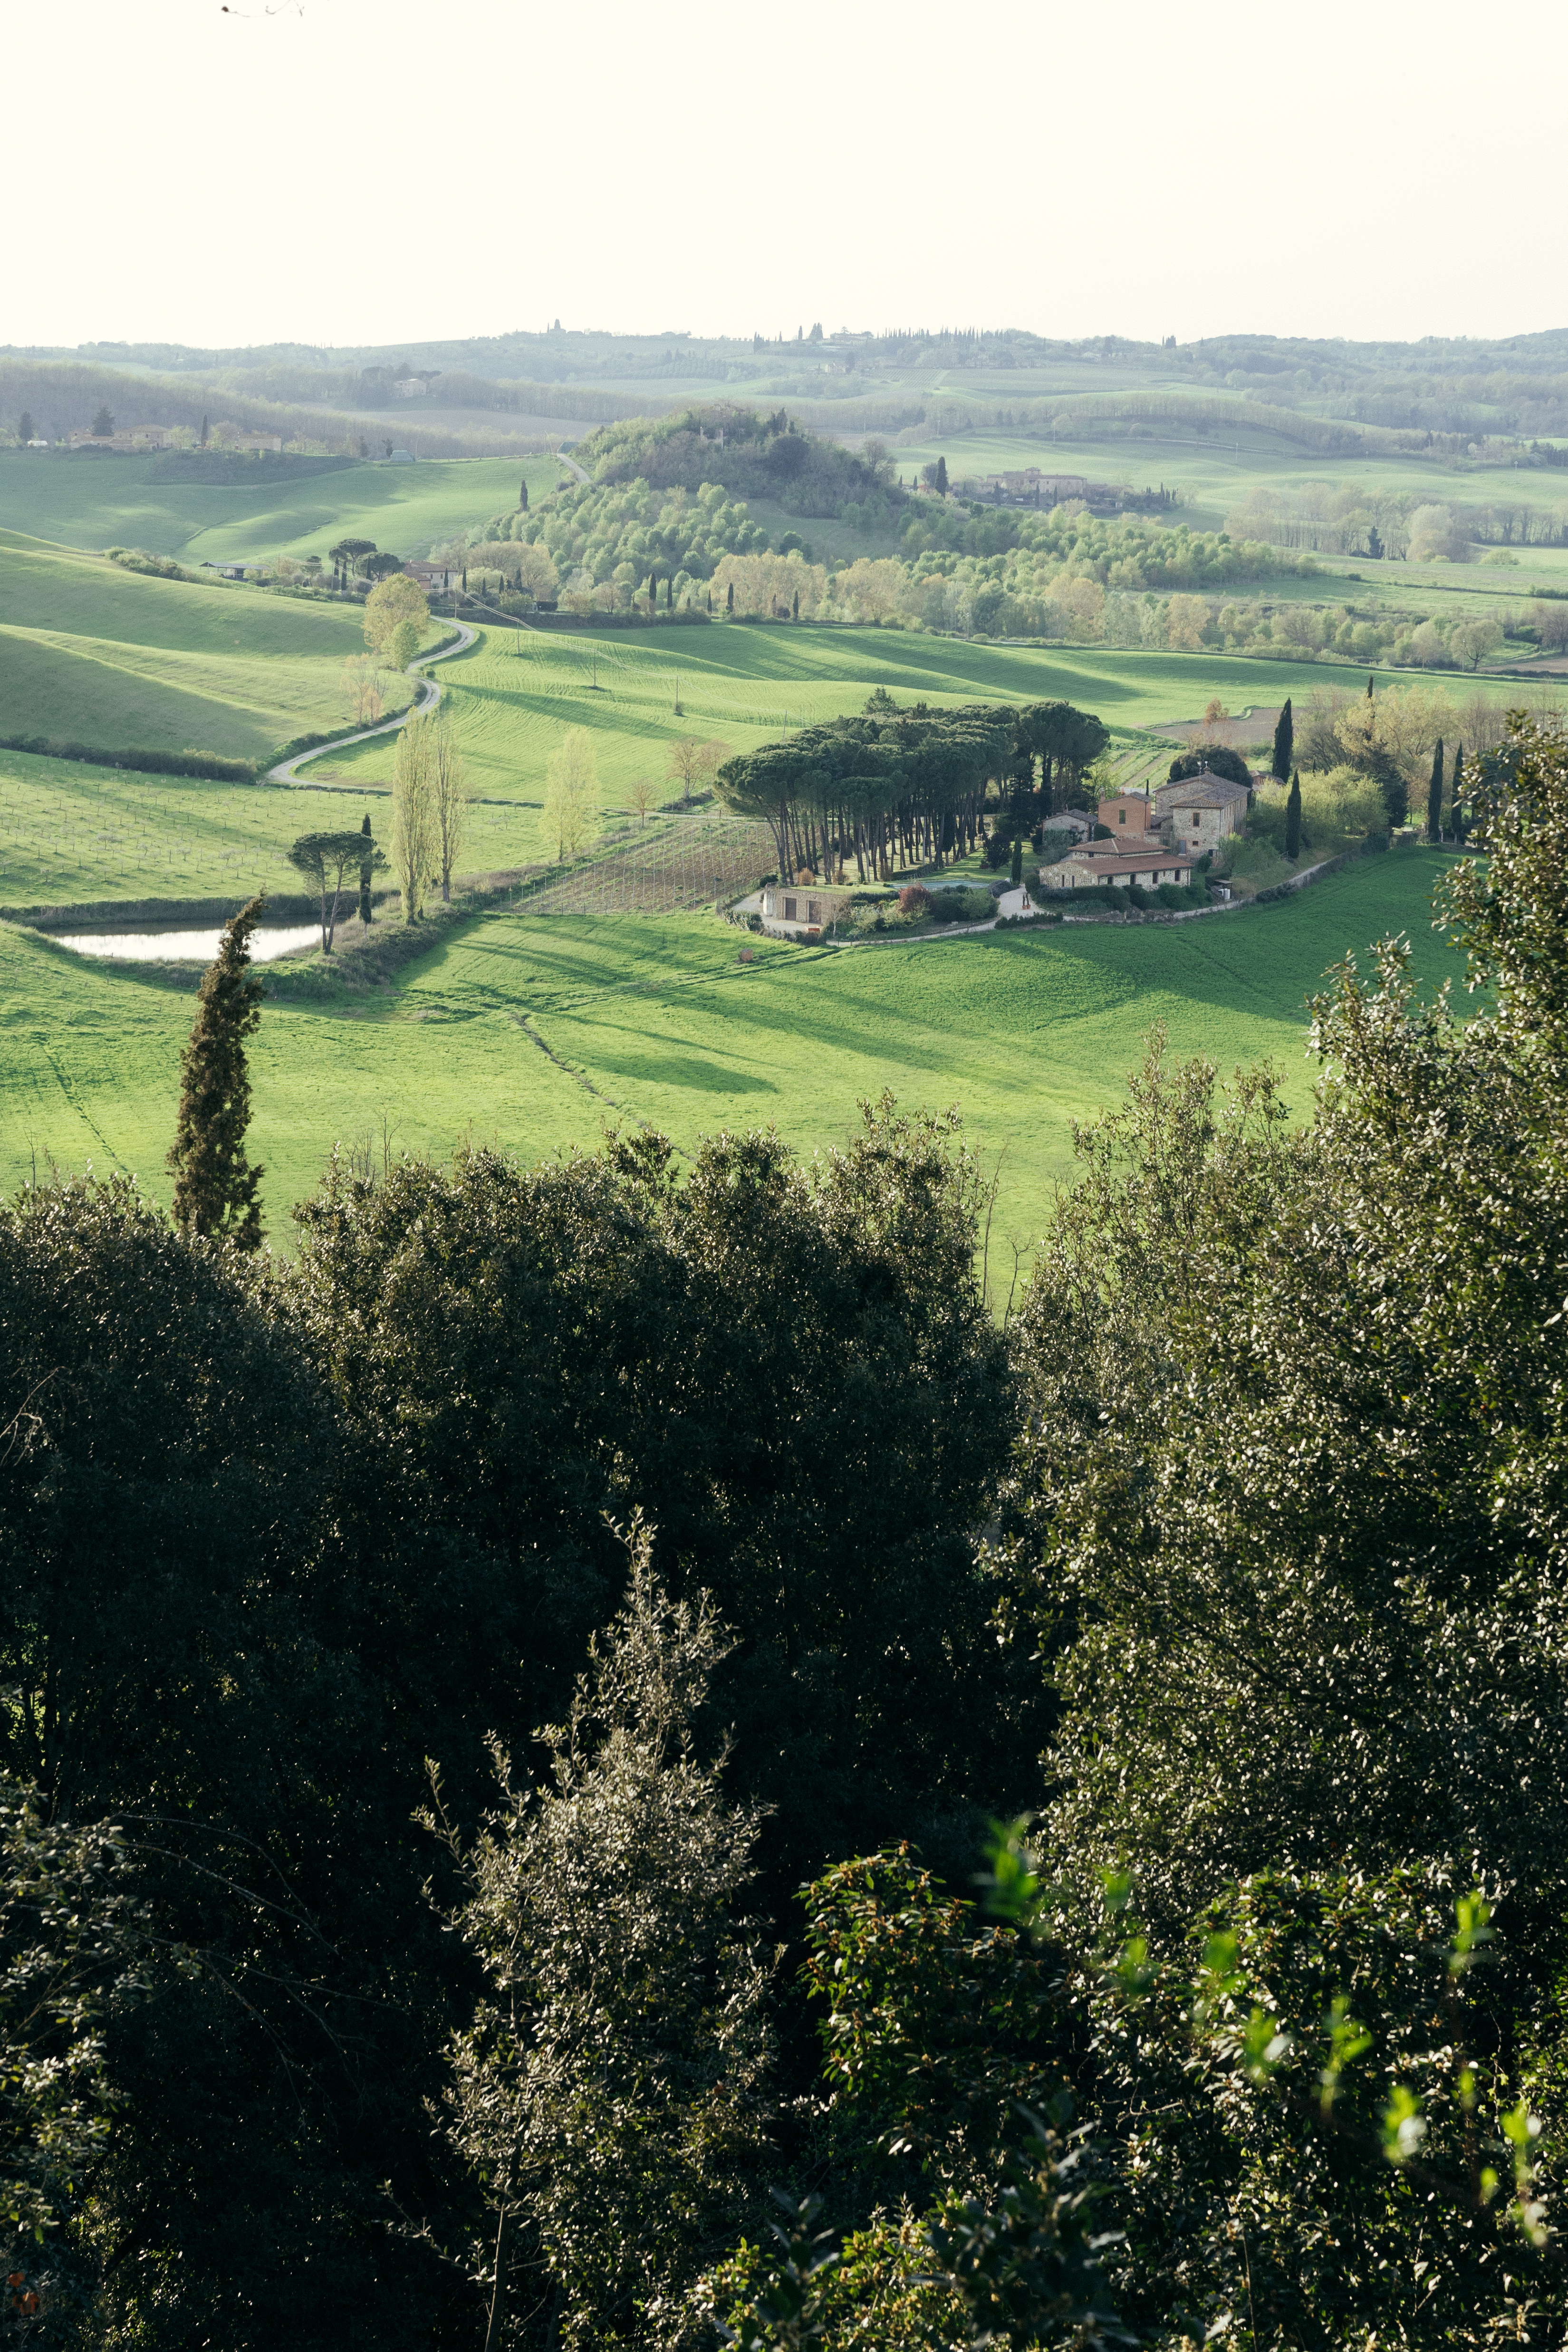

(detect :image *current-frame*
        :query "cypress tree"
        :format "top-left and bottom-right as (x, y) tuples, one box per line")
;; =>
(792, 589), (799, 621)
(1427, 738), (1444, 843)
(167, 896), (267, 1250)
(1285, 767), (1302, 859)
(1367, 673), (1375, 699)
(519, 478), (529, 511)
(359, 811), (375, 924)
(1271, 697), (1293, 782)
(1010, 835), (1023, 886)
(199, 413), (209, 448)
(726, 581), (734, 614)
(935, 454), (949, 495)
(1450, 745), (1466, 841)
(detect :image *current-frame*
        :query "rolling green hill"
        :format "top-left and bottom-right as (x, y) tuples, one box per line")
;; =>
(0, 452), (560, 566)
(0, 850), (1463, 1251)
(0, 529), (420, 763)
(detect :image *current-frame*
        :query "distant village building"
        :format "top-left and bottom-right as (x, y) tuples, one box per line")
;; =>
(404, 562), (449, 592)
(394, 372), (441, 399)
(382, 449), (415, 465)
(65, 425), (175, 451)
(981, 469), (1094, 507)
(232, 435), (285, 454)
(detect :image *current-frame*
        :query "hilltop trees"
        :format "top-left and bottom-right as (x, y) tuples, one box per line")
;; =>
(166, 897), (268, 1249)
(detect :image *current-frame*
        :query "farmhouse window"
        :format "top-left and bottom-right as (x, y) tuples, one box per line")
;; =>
(784, 895), (798, 920)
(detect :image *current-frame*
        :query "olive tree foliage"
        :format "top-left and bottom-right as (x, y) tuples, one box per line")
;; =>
(981, 712), (1568, 2331)
(430, 1528), (774, 2352)
(0, 1786), (156, 2262)
(283, 1095), (1024, 1906)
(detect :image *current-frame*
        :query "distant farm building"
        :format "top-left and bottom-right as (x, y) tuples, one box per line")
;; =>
(760, 883), (850, 935)
(231, 435), (285, 455)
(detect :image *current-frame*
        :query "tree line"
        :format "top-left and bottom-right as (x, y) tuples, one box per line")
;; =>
(3, 720), (1568, 2349)
(713, 695), (1108, 882)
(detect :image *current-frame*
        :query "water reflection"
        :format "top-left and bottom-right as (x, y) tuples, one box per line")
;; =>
(53, 924), (322, 964)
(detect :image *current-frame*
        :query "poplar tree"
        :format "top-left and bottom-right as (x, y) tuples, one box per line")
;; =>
(1271, 696), (1293, 781)
(167, 896), (267, 1250)
(1285, 766), (1302, 859)
(1428, 737), (1444, 843)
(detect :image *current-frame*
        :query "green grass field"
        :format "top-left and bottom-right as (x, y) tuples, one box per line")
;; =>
(0, 453), (563, 566)
(0, 749), (542, 911)
(0, 530), (416, 762)
(0, 850), (1465, 1255)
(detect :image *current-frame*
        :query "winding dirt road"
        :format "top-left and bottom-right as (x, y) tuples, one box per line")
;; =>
(265, 618), (479, 784)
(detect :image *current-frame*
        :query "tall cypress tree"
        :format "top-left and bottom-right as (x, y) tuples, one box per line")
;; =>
(519, 478), (529, 511)
(359, 811), (375, 924)
(1427, 738), (1444, 844)
(1271, 697), (1294, 782)
(167, 897), (267, 1250)
(1450, 744), (1466, 841)
(935, 454), (949, 495)
(726, 581), (734, 614)
(1285, 767), (1302, 859)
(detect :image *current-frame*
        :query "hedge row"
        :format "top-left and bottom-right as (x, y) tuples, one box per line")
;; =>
(0, 736), (256, 782)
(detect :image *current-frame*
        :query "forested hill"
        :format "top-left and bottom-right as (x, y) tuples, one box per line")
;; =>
(576, 405), (904, 521)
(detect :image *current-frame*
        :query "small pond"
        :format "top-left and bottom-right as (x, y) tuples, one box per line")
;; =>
(51, 924), (322, 965)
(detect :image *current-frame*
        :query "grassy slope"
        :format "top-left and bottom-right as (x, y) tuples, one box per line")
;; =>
(0, 532), (407, 760)
(0, 748), (529, 910)
(0, 851), (1461, 1252)
(0, 453), (562, 566)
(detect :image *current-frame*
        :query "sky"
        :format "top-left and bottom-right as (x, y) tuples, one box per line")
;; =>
(9, 0), (1563, 354)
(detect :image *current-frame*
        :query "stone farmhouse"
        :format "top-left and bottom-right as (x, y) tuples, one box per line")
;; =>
(1154, 768), (1252, 853)
(1039, 842), (1196, 894)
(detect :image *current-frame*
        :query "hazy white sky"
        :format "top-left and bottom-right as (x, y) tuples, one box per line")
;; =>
(10, 0), (1562, 353)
